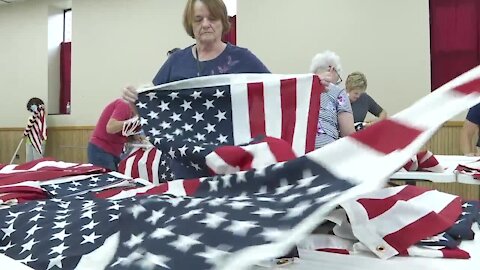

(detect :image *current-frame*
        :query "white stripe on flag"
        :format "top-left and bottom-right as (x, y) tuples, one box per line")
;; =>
(231, 83), (251, 145)
(166, 180), (187, 197)
(205, 152), (239, 175)
(263, 79), (282, 139)
(243, 142), (278, 169)
(370, 190), (458, 236)
(307, 137), (388, 187)
(123, 154), (135, 178)
(292, 75), (313, 156)
(138, 148), (150, 180)
(151, 149), (161, 185)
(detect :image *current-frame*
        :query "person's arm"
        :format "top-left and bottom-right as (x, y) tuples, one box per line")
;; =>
(378, 110), (387, 120)
(338, 112), (355, 137)
(106, 118), (126, 134)
(460, 120), (479, 156)
(106, 100), (135, 134)
(366, 94), (386, 122)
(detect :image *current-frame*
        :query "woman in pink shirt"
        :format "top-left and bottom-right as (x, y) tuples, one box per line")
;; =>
(88, 99), (136, 170)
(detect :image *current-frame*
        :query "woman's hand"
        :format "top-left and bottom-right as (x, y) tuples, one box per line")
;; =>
(122, 86), (138, 103)
(317, 72), (334, 87)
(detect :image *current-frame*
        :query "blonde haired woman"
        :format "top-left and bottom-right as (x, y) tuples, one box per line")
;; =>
(310, 50), (355, 148)
(346, 72), (387, 126)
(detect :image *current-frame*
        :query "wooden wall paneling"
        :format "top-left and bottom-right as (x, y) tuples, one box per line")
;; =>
(1, 127), (93, 165)
(0, 129), (26, 164)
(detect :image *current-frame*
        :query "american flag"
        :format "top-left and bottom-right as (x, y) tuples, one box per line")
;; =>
(118, 146), (162, 184)
(135, 74), (322, 181)
(23, 105), (47, 155)
(402, 150), (444, 172)
(118, 136), (297, 184)
(0, 158), (109, 205)
(1, 67), (480, 269)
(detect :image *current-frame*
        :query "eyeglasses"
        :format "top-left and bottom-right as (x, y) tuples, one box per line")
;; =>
(330, 67), (343, 85)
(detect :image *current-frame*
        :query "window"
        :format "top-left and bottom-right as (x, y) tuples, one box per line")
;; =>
(63, 9), (72, 42)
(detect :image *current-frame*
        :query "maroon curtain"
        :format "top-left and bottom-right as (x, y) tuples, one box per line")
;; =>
(223, 15), (236, 45)
(430, 0), (480, 91)
(60, 42), (71, 114)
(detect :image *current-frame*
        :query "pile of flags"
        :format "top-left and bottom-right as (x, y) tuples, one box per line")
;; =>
(1, 68), (480, 269)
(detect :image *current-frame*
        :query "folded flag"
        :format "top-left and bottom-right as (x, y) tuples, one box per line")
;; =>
(118, 146), (163, 184)
(402, 150), (444, 172)
(0, 158), (109, 205)
(340, 185), (462, 259)
(445, 201), (479, 240)
(455, 160), (480, 180)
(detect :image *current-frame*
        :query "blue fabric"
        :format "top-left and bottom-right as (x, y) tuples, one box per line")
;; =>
(466, 103), (480, 125)
(152, 43), (270, 86)
(87, 142), (120, 171)
(466, 103), (480, 147)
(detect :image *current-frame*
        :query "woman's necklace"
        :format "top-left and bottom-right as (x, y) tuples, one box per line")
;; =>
(195, 46), (203, 77)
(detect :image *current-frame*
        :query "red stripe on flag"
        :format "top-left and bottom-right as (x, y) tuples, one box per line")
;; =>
(316, 248), (350, 255)
(0, 186), (46, 195)
(146, 148), (156, 183)
(130, 150), (143, 178)
(142, 183), (169, 196)
(13, 157), (55, 170)
(305, 75), (323, 153)
(441, 248), (471, 259)
(263, 137), (297, 162)
(1, 193), (47, 203)
(183, 179), (201, 195)
(351, 119), (422, 154)
(247, 82), (266, 138)
(383, 196), (462, 254)
(280, 78), (297, 147)
(357, 186), (429, 220)
(212, 145), (254, 171)
(453, 78), (480, 95)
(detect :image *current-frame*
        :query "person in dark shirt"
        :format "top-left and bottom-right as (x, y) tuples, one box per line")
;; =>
(460, 103), (480, 156)
(346, 72), (387, 126)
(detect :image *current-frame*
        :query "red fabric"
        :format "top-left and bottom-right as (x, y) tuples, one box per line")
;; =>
(60, 42), (71, 114)
(90, 99), (134, 157)
(351, 120), (423, 154)
(118, 147), (162, 184)
(402, 150), (444, 172)
(223, 16), (236, 45)
(206, 136), (297, 175)
(430, 0), (480, 91)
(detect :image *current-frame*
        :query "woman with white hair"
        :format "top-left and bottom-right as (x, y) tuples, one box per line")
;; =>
(310, 50), (355, 148)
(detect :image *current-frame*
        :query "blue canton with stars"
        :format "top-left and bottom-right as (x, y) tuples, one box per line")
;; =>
(136, 86), (233, 181)
(42, 173), (136, 198)
(0, 196), (129, 270)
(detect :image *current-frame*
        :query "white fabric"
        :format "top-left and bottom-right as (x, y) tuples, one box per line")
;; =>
(392, 155), (479, 183)
(256, 223), (480, 270)
(0, 254), (35, 270)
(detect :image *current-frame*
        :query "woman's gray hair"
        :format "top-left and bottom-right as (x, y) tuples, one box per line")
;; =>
(309, 50), (342, 74)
